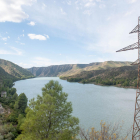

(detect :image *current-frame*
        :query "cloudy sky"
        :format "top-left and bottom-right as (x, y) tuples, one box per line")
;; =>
(0, 0), (140, 68)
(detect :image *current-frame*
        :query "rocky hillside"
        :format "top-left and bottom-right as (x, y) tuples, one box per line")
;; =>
(28, 61), (131, 77)
(0, 59), (34, 81)
(60, 65), (138, 88)
(28, 64), (74, 77)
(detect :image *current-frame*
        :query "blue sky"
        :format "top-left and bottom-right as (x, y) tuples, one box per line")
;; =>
(0, 0), (140, 68)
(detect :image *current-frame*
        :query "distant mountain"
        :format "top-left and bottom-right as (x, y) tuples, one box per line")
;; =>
(0, 59), (34, 81)
(28, 61), (132, 77)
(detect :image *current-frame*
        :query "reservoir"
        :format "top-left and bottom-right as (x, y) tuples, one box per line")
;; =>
(14, 77), (136, 137)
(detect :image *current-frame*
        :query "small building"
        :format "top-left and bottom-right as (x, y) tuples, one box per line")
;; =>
(1, 91), (7, 97)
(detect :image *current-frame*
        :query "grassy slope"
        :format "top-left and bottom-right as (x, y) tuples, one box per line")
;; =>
(0, 59), (34, 80)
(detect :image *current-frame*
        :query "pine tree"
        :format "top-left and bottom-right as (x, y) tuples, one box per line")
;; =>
(16, 80), (79, 140)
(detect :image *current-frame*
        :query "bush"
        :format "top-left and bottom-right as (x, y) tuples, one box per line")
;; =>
(79, 121), (131, 140)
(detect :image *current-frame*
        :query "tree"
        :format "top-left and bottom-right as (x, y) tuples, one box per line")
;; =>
(79, 121), (131, 140)
(16, 80), (79, 140)
(12, 93), (18, 101)
(14, 93), (28, 114)
(10, 88), (16, 96)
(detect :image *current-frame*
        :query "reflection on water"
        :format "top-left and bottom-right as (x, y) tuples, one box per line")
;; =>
(14, 77), (136, 137)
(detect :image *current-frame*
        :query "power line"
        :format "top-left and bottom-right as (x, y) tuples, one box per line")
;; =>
(116, 16), (140, 140)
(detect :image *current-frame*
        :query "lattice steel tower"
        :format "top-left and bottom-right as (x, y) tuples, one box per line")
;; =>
(116, 16), (140, 140)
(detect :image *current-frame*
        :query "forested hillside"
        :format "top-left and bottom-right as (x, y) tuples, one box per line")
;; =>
(0, 67), (16, 81)
(60, 65), (138, 88)
(0, 59), (34, 81)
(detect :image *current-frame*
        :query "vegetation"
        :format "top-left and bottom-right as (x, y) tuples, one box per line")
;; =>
(14, 93), (28, 114)
(79, 121), (131, 140)
(0, 124), (18, 140)
(60, 65), (138, 88)
(16, 80), (79, 140)
(0, 79), (28, 139)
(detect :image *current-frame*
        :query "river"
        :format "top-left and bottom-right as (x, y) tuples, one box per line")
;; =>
(14, 77), (136, 138)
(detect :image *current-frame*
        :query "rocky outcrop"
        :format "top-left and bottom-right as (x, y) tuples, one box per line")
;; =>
(28, 64), (75, 77)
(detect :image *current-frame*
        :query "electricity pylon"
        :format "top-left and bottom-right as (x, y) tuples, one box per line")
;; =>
(116, 16), (140, 140)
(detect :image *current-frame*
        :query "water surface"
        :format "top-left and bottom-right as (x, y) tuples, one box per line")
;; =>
(14, 77), (136, 137)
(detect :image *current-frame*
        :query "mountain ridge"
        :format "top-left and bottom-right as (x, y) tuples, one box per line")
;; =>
(28, 61), (132, 77)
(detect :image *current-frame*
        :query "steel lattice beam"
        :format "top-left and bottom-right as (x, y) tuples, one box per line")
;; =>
(131, 59), (140, 65)
(130, 25), (139, 34)
(116, 42), (138, 52)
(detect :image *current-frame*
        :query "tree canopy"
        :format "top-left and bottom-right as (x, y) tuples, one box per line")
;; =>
(14, 93), (28, 114)
(16, 80), (79, 140)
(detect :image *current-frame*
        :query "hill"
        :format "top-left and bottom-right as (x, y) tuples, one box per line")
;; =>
(0, 67), (16, 81)
(28, 61), (132, 77)
(0, 59), (34, 81)
(60, 65), (138, 88)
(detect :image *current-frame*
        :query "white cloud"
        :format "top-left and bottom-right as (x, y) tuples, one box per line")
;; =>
(67, 1), (71, 5)
(99, 4), (106, 9)
(75, 1), (78, 4)
(4, 43), (7, 45)
(0, 47), (23, 55)
(20, 34), (24, 37)
(11, 47), (23, 55)
(8, 36), (10, 38)
(20, 43), (25, 45)
(23, 30), (24, 32)
(28, 21), (35, 26)
(2, 37), (7, 41)
(129, 0), (137, 3)
(60, 8), (67, 15)
(76, 7), (79, 10)
(28, 34), (47, 40)
(83, 10), (92, 16)
(0, 50), (11, 55)
(42, 3), (47, 9)
(44, 34), (50, 39)
(85, 2), (96, 7)
(32, 57), (51, 67)
(124, 11), (133, 16)
(112, 4), (116, 7)
(107, 17), (111, 21)
(18, 62), (33, 68)
(0, 0), (36, 23)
